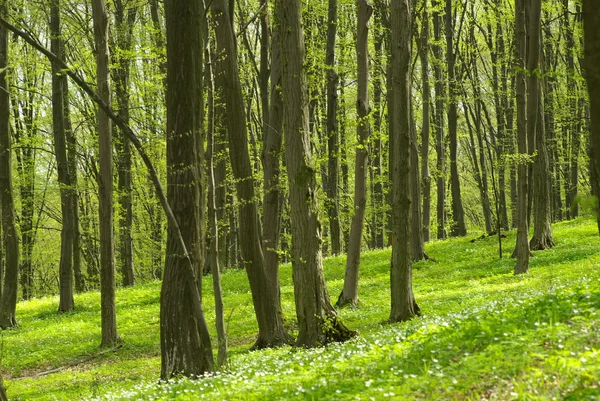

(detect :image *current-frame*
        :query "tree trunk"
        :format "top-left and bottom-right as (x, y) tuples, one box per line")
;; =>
(114, 0), (137, 287)
(445, 0), (467, 237)
(389, 0), (420, 323)
(583, 0), (600, 234)
(531, 88), (554, 250)
(206, 54), (227, 366)
(0, 0), (19, 329)
(564, 0), (578, 219)
(64, 76), (85, 292)
(432, 0), (445, 240)
(324, 0), (343, 256)
(91, 0), (119, 345)
(161, 0), (214, 378)
(51, 0), (75, 312)
(337, 0), (373, 307)
(211, 0), (290, 348)
(280, 0), (355, 346)
(262, 17), (284, 308)
(515, 0), (539, 275)
(419, 0), (431, 243)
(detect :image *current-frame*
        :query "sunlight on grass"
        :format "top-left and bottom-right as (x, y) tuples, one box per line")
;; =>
(3, 218), (600, 400)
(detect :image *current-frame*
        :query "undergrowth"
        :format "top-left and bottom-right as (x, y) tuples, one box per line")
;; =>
(2, 218), (599, 400)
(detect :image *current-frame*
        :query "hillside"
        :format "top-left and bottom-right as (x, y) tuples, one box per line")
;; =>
(3, 218), (600, 400)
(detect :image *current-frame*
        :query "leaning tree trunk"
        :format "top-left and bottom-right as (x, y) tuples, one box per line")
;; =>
(161, 0), (214, 379)
(0, 0), (19, 329)
(280, 0), (355, 347)
(114, 0), (137, 287)
(51, 0), (75, 312)
(91, 0), (120, 346)
(337, 0), (373, 308)
(211, 0), (290, 348)
(389, 0), (420, 323)
(446, 0), (467, 237)
(531, 88), (554, 250)
(583, 0), (600, 234)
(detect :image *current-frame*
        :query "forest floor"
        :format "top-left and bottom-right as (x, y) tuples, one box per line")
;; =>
(2, 218), (600, 400)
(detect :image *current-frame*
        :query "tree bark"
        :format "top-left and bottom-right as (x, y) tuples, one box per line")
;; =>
(211, 0), (290, 348)
(389, 0), (420, 323)
(0, 0), (19, 329)
(515, 0), (536, 275)
(91, 0), (120, 346)
(51, 0), (75, 312)
(583, 0), (600, 234)
(280, 0), (355, 346)
(262, 15), (284, 309)
(419, 0), (431, 243)
(445, 0), (467, 237)
(114, 0), (137, 287)
(531, 88), (554, 250)
(337, 0), (373, 307)
(161, 0), (214, 378)
(324, 0), (343, 256)
(432, 0), (446, 240)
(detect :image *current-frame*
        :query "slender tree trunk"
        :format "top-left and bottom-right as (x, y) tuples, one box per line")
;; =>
(0, 374), (6, 401)
(564, 0), (579, 218)
(91, 0), (120, 345)
(337, 0), (373, 307)
(419, 0), (431, 243)
(432, 0), (446, 239)
(389, 0), (420, 323)
(445, 0), (466, 237)
(324, 0), (342, 256)
(280, 0), (355, 346)
(206, 54), (227, 366)
(211, 0), (290, 348)
(0, 0), (19, 329)
(161, 0), (214, 378)
(114, 0), (137, 287)
(64, 76), (84, 292)
(583, 0), (600, 234)
(51, 0), (75, 312)
(531, 87), (554, 250)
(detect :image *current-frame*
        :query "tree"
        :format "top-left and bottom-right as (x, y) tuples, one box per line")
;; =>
(324, 0), (343, 256)
(114, 0), (137, 287)
(583, 0), (600, 234)
(0, 0), (19, 329)
(514, 0), (534, 275)
(389, 0), (420, 323)
(432, 0), (446, 239)
(91, 0), (119, 345)
(445, 0), (467, 237)
(337, 0), (373, 307)
(160, 0), (214, 378)
(51, 0), (75, 312)
(211, 0), (290, 348)
(419, 0), (432, 243)
(280, 0), (355, 346)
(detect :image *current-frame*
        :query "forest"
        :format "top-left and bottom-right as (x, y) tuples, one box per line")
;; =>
(0, 0), (599, 399)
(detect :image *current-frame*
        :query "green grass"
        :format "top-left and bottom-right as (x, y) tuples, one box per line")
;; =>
(3, 218), (600, 400)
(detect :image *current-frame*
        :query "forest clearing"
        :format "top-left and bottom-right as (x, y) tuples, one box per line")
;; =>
(2, 218), (600, 400)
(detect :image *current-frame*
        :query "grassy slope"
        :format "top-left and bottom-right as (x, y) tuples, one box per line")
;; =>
(3, 218), (600, 400)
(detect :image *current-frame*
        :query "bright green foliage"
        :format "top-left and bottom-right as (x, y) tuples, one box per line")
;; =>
(4, 218), (600, 400)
